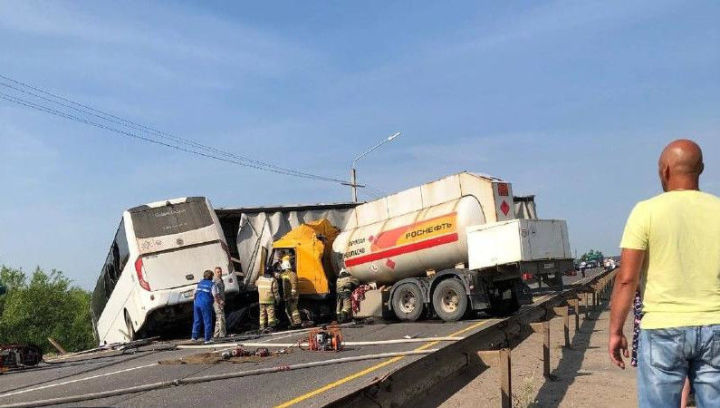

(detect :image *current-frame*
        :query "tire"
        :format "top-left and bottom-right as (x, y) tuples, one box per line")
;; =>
(124, 310), (136, 341)
(391, 283), (424, 321)
(432, 279), (468, 322)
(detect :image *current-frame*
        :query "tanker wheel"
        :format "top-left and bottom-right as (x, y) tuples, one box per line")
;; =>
(432, 279), (468, 322)
(392, 283), (424, 322)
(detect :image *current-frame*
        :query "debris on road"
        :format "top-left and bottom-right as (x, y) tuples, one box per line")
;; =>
(304, 325), (343, 352)
(159, 348), (286, 365)
(0, 344), (43, 371)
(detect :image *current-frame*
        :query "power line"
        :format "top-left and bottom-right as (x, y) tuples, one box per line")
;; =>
(0, 75), (330, 180)
(0, 74), (348, 184)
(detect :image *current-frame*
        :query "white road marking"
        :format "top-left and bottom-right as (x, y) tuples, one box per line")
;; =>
(259, 331), (304, 343)
(0, 363), (157, 398)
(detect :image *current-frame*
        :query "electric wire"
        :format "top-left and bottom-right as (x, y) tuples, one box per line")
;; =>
(0, 78), (335, 181)
(0, 90), (294, 175)
(0, 75), (347, 184)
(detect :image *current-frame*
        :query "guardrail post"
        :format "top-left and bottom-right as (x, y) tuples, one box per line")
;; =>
(530, 321), (551, 377)
(568, 298), (580, 332)
(592, 290), (598, 310)
(553, 306), (570, 348)
(605, 280), (611, 299)
(478, 348), (512, 408)
(583, 292), (590, 319)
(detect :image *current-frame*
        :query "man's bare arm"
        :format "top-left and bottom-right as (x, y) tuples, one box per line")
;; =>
(608, 248), (645, 368)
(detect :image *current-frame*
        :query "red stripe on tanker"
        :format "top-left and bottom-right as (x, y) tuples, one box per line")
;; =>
(344, 213), (459, 267)
(345, 233), (459, 267)
(334, 196), (487, 284)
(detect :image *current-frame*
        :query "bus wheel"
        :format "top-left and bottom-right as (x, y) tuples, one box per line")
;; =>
(124, 310), (136, 341)
(432, 279), (468, 322)
(392, 283), (424, 322)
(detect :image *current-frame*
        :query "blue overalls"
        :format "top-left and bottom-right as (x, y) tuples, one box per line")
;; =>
(192, 278), (214, 341)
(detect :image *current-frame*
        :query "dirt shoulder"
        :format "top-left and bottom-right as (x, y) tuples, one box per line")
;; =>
(433, 301), (637, 408)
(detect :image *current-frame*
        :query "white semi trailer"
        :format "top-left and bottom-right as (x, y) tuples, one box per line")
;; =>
(331, 172), (572, 321)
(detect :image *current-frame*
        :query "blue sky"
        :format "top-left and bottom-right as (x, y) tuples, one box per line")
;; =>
(1, 1), (718, 290)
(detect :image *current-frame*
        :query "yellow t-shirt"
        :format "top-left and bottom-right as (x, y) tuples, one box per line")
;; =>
(620, 190), (720, 329)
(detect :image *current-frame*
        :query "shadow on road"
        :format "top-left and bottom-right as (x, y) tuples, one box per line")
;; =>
(408, 294), (607, 408)
(531, 297), (607, 408)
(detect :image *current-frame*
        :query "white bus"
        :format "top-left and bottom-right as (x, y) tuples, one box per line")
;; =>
(91, 197), (240, 344)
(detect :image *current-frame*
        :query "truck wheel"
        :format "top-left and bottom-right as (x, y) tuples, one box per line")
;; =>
(124, 310), (136, 341)
(392, 283), (424, 322)
(432, 279), (468, 322)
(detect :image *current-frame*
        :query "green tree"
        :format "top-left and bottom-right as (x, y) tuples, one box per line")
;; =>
(0, 266), (95, 353)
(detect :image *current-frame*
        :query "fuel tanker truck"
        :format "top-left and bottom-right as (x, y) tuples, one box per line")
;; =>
(265, 172), (573, 322)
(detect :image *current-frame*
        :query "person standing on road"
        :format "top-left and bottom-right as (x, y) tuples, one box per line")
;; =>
(212, 266), (227, 338)
(257, 267), (280, 331)
(336, 268), (359, 323)
(609, 139), (720, 408)
(191, 270), (215, 344)
(579, 261), (587, 278)
(280, 256), (302, 328)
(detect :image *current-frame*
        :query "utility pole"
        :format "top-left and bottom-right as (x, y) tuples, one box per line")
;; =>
(350, 167), (359, 202)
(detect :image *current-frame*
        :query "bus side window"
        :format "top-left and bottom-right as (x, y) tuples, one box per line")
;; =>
(114, 220), (130, 274)
(103, 265), (115, 298)
(111, 243), (120, 281)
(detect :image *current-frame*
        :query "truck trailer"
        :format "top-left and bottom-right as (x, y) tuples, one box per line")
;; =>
(248, 172), (573, 323)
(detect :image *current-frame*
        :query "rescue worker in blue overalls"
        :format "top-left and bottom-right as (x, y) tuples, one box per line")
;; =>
(191, 270), (215, 344)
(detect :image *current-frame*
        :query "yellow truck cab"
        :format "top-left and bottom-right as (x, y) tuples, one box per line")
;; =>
(271, 219), (339, 299)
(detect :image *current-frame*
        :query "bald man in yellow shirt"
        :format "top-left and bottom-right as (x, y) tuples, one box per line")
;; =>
(609, 139), (720, 408)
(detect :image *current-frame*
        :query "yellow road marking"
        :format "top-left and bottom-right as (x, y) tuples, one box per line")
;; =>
(275, 320), (489, 408)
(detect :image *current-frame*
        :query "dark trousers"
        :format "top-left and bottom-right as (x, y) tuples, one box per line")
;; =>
(192, 302), (213, 341)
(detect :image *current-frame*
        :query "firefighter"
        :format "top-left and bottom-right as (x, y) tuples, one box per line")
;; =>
(279, 256), (302, 328)
(336, 268), (360, 323)
(256, 268), (280, 332)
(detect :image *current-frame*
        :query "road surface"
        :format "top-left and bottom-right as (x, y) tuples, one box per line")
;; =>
(0, 269), (602, 408)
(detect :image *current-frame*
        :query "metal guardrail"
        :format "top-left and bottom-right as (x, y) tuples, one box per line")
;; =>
(326, 268), (618, 408)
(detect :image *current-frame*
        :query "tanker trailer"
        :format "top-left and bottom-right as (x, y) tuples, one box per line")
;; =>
(332, 172), (572, 322)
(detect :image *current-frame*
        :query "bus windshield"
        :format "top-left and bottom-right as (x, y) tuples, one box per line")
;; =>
(130, 197), (213, 239)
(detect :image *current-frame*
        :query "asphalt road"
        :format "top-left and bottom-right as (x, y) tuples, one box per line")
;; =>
(0, 268), (603, 408)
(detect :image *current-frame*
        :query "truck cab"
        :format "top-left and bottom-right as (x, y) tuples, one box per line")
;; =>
(270, 219), (339, 299)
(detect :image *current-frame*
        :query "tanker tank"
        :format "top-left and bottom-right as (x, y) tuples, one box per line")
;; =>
(332, 172), (515, 284)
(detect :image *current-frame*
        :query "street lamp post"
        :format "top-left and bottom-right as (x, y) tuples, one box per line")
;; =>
(349, 132), (400, 202)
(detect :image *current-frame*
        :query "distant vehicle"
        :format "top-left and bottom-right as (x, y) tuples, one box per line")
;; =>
(90, 197), (239, 345)
(585, 260), (597, 268)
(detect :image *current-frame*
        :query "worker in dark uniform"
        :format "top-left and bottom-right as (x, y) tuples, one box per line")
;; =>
(191, 270), (215, 344)
(279, 256), (302, 328)
(257, 268), (280, 332)
(336, 268), (360, 323)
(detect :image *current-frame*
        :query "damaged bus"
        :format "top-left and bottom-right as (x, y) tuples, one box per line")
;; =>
(91, 197), (239, 344)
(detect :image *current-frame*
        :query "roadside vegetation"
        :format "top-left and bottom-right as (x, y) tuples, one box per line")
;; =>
(0, 265), (95, 353)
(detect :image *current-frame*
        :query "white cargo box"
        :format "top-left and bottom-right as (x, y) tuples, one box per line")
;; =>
(467, 219), (571, 270)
